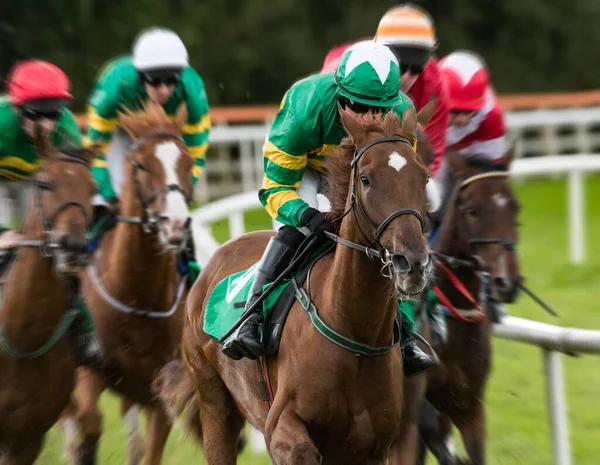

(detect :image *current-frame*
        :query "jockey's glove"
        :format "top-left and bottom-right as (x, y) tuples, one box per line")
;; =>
(300, 208), (334, 238)
(106, 196), (120, 213)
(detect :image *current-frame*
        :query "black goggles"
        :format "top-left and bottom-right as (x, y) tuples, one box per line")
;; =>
(338, 96), (387, 114)
(399, 61), (426, 75)
(140, 70), (181, 87)
(20, 106), (63, 121)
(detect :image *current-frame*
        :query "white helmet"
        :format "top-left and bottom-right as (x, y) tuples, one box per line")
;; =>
(133, 27), (189, 71)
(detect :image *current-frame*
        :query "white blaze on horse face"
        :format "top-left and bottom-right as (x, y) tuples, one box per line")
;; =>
(154, 141), (189, 230)
(492, 193), (508, 208)
(388, 151), (407, 172)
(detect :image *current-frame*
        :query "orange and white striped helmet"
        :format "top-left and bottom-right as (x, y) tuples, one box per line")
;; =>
(375, 4), (437, 50)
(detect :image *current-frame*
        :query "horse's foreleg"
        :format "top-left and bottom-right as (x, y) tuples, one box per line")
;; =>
(455, 401), (486, 465)
(142, 405), (172, 465)
(266, 408), (322, 465)
(74, 368), (106, 465)
(121, 400), (145, 465)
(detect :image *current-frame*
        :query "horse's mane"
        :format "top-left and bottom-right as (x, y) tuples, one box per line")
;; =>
(326, 111), (415, 221)
(119, 101), (180, 135)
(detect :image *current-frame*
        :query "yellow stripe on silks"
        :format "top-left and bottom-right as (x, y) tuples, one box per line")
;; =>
(261, 174), (301, 191)
(189, 144), (208, 159)
(83, 136), (112, 153)
(0, 156), (40, 173)
(192, 165), (202, 179)
(264, 141), (306, 171)
(0, 169), (28, 180)
(92, 159), (108, 168)
(265, 189), (300, 220)
(307, 158), (327, 173)
(315, 144), (337, 156)
(87, 106), (118, 133)
(184, 114), (211, 134)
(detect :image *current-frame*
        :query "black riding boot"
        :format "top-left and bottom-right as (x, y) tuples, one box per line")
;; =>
(222, 228), (303, 360)
(400, 321), (438, 377)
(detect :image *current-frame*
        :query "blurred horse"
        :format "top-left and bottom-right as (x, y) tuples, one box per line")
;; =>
(63, 102), (194, 465)
(0, 137), (97, 465)
(419, 148), (521, 465)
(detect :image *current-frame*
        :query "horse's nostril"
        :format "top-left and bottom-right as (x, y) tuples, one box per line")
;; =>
(392, 254), (411, 275)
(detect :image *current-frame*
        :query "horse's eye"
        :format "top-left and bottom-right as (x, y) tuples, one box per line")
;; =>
(36, 180), (53, 191)
(360, 175), (371, 188)
(466, 207), (478, 219)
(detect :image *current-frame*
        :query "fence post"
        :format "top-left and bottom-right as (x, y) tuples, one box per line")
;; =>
(228, 211), (246, 239)
(568, 170), (585, 264)
(543, 349), (571, 465)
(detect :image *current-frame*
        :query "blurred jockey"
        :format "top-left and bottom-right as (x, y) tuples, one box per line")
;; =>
(321, 5), (450, 176)
(86, 27), (210, 279)
(436, 50), (506, 212)
(0, 60), (102, 367)
(375, 4), (449, 176)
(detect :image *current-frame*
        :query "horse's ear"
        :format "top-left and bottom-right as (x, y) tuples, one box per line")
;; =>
(117, 108), (142, 139)
(338, 103), (367, 144)
(416, 128), (435, 168)
(401, 106), (417, 136)
(499, 142), (516, 169)
(175, 103), (188, 133)
(417, 96), (436, 126)
(81, 142), (104, 165)
(446, 151), (470, 179)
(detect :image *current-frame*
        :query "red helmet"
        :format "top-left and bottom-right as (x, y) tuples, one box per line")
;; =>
(439, 51), (489, 112)
(321, 42), (354, 73)
(8, 60), (73, 106)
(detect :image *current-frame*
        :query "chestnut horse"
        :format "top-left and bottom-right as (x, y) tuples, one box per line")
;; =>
(63, 102), (194, 465)
(419, 149), (521, 465)
(0, 140), (97, 465)
(159, 108), (435, 464)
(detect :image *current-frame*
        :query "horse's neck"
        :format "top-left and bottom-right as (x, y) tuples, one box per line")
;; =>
(324, 220), (398, 348)
(1, 247), (68, 338)
(102, 185), (177, 307)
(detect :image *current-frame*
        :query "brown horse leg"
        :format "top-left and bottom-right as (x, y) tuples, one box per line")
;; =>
(0, 436), (44, 465)
(75, 368), (106, 465)
(187, 357), (245, 465)
(454, 401), (486, 465)
(266, 409), (322, 465)
(142, 405), (172, 465)
(121, 400), (145, 465)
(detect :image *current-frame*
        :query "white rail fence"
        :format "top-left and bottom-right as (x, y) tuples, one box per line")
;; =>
(196, 106), (600, 201)
(190, 154), (600, 464)
(193, 154), (600, 265)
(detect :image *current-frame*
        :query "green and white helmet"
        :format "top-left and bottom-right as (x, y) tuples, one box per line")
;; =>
(335, 41), (401, 107)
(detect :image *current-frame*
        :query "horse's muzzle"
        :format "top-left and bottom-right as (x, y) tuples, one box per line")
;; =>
(492, 275), (522, 304)
(54, 234), (90, 276)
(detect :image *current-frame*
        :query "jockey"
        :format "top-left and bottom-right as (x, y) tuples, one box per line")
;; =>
(436, 50), (506, 203)
(86, 27), (210, 275)
(374, 4), (449, 177)
(223, 41), (437, 376)
(0, 60), (103, 367)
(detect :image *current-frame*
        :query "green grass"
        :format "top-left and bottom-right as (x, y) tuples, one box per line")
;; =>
(37, 175), (600, 464)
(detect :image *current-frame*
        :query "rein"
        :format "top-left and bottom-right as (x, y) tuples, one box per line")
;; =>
(325, 136), (425, 277)
(14, 156), (91, 257)
(118, 132), (190, 234)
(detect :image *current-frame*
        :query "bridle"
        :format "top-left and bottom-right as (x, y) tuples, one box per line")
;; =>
(326, 136), (426, 275)
(16, 155), (92, 257)
(118, 132), (191, 234)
